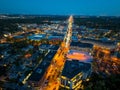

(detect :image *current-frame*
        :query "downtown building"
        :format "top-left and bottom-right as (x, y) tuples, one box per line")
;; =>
(59, 50), (92, 90)
(60, 60), (92, 90)
(93, 42), (120, 75)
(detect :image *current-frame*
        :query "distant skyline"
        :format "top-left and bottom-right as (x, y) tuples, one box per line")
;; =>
(0, 0), (120, 16)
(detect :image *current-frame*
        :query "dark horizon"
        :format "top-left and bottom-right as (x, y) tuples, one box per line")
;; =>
(0, 13), (120, 17)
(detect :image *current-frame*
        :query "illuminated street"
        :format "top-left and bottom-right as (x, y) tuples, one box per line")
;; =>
(39, 16), (73, 90)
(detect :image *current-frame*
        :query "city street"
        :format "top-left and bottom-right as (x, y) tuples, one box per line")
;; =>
(39, 16), (73, 90)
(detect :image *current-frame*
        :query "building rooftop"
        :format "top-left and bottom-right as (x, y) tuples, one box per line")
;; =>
(72, 36), (78, 42)
(49, 45), (59, 51)
(48, 35), (63, 41)
(81, 38), (116, 49)
(13, 35), (24, 39)
(62, 60), (91, 79)
(28, 51), (56, 82)
(39, 44), (51, 50)
(39, 44), (59, 51)
(70, 42), (93, 48)
(28, 34), (46, 41)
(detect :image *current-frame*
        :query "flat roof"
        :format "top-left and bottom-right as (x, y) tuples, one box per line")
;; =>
(48, 36), (64, 40)
(62, 60), (91, 79)
(50, 45), (59, 51)
(28, 34), (46, 41)
(81, 38), (116, 49)
(39, 44), (51, 49)
(70, 42), (93, 48)
(72, 36), (78, 42)
(28, 51), (56, 82)
(13, 35), (24, 39)
(39, 44), (59, 51)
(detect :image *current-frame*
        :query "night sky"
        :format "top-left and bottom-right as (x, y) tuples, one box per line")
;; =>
(0, 0), (120, 16)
